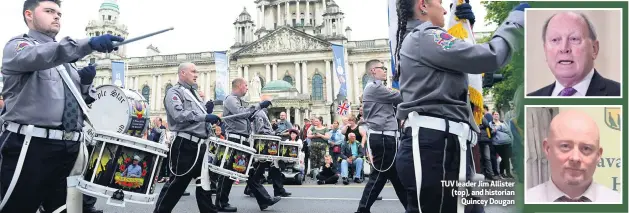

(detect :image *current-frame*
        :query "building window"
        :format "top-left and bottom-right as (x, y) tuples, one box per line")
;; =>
(96, 32), (101, 36)
(107, 31), (113, 34)
(283, 75), (293, 86)
(301, 19), (305, 26)
(260, 77), (266, 89)
(292, 19), (296, 26)
(165, 83), (173, 93)
(362, 74), (371, 90)
(108, 15), (111, 20)
(312, 74), (323, 100)
(142, 85), (151, 103)
(102, 15), (105, 20)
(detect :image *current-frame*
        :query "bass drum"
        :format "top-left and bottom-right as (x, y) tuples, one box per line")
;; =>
(89, 85), (151, 138)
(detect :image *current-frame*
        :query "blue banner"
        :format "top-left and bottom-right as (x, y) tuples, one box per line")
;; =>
(331, 44), (347, 100)
(111, 61), (125, 88)
(387, 0), (399, 89)
(214, 51), (229, 101)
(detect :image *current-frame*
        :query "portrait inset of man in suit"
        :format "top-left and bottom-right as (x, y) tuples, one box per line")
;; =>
(526, 10), (621, 97)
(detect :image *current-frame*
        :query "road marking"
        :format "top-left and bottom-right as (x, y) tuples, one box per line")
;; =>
(277, 196), (399, 201)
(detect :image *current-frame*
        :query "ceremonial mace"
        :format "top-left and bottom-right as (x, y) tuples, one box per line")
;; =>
(65, 27), (174, 213)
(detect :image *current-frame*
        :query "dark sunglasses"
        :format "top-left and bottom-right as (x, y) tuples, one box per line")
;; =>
(373, 66), (388, 71)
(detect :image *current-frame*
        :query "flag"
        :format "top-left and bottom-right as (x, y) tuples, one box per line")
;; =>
(214, 51), (229, 101)
(446, 0), (484, 125)
(331, 44), (348, 99)
(387, 0), (399, 90)
(111, 61), (125, 88)
(337, 101), (350, 116)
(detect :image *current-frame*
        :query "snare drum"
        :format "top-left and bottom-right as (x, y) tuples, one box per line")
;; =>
(251, 134), (281, 161)
(207, 137), (256, 181)
(77, 130), (169, 207)
(279, 140), (302, 163)
(89, 85), (150, 138)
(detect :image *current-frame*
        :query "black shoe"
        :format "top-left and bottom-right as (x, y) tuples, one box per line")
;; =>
(276, 191), (291, 197)
(376, 196), (382, 200)
(484, 174), (496, 181)
(218, 204), (237, 212)
(244, 189), (251, 196)
(83, 207), (104, 213)
(492, 175), (503, 180)
(504, 173), (515, 179)
(354, 178), (362, 183)
(183, 191), (191, 196)
(342, 177), (349, 185)
(317, 180), (325, 185)
(260, 196), (281, 210)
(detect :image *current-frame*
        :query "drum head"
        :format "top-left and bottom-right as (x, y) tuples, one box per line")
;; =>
(89, 85), (150, 137)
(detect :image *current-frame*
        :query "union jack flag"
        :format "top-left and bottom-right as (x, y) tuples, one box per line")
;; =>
(337, 102), (350, 116)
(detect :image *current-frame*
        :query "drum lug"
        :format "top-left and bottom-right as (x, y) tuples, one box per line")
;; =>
(107, 189), (126, 207)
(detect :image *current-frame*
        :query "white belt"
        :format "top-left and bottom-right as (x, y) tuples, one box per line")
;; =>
(367, 129), (397, 137)
(5, 121), (82, 141)
(176, 132), (204, 143)
(403, 112), (469, 213)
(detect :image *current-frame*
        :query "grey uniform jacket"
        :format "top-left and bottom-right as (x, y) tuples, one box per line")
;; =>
(363, 80), (402, 131)
(1, 29), (96, 128)
(222, 94), (260, 135)
(253, 109), (274, 135)
(164, 82), (209, 139)
(396, 10), (524, 132)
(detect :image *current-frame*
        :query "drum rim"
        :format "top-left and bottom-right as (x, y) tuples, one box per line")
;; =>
(208, 136), (256, 153)
(251, 134), (281, 140)
(208, 164), (249, 181)
(95, 130), (169, 151)
(77, 179), (157, 203)
(279, 140), (303, 147)
(253, 155), (299, 162)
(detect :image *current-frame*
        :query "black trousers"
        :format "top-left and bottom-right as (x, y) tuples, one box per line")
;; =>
(244, 161), (286, 196)
(396, 127), (484, 213)
(153, 137), (216, 213)
(357, 134), (407, 213)
(243, 161), (275, 206)
(215, 134), (248, 207)
(0, 130), (79, 213)
(316, 173), (339, 184)
(478, 141), (494, 177)
(494, 144), (512, 175)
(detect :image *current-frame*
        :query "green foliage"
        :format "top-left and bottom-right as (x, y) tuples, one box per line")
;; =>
(480, 1), (524, 112)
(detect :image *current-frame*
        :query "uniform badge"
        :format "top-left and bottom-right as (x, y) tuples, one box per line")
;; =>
(15, 42), (29, 52)
(172, 96), (179, 101)
(428, 30), (456, 50)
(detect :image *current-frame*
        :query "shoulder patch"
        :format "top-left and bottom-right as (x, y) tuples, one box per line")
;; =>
(426, 29), (456, 50)
(172, 95), (179, 101)
(15, 41), (29, 52)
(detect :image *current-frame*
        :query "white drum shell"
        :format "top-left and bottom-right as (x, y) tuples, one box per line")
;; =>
(89, 85), (150, 138)
(207, 137), (256, 181)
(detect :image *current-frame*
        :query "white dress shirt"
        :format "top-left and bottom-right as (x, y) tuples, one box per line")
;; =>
(551, 68), (595, 96)
(526, 178), (621, 203)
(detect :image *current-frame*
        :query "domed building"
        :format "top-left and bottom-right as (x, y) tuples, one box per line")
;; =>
(78, 0), (393, 124)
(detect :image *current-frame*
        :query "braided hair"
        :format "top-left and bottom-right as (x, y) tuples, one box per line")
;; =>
(393, 0), (416, 82)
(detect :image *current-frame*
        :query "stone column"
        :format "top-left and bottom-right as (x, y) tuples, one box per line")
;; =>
(272, 63), (278, 81)
(295, 108), (301, 126)
(296, 1), (300, 25)
(124, 76), (128, 88)
(340, 19), (344, 35)
(287, 107), (291, 123)
(301, 61), (308, 94)
(294, 62), (301, 93)
(235, 26), (239, 43)
(305, 108), (310, 119)
(238, 65), (243, 78)
(134, 76), (139, 90)
(352, 62), (360, 103)
(262, 5), (266, 29)
(332, 61), (339, 99)
(100, 77), (105, 85)
(285, 1), (290, 26)
(206, 72), (212, 100)
(345, 62), (353, 103)
(151, 75), (157, 110)
(265, 63), (271, 81)
(325, 60), (332, 102)
(244, 65), (250, 83)
(323, 0), (326, 12)
(306, 1), (310, 26)
(157, 74), (162, 110)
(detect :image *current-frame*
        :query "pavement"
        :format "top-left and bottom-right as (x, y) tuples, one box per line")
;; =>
(92, 178), (517, 213)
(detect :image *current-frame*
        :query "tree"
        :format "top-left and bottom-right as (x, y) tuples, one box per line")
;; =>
(481, 1), (524, 112)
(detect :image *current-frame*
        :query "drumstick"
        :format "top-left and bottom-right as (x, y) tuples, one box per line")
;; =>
(221, 109), (262, 120)
(112, 27), (174, 47)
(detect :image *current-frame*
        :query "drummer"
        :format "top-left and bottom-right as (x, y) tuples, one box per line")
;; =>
(219, 78), (278, 211)
(153, 62), (221, 213)
(242, 108), (286, 207)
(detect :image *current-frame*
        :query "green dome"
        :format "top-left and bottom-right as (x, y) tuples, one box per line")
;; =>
(100, 2), (119, 11)
(262, 80), (293, 91)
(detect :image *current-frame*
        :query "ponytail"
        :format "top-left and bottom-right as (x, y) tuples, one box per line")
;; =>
(393, 0), (415, 82)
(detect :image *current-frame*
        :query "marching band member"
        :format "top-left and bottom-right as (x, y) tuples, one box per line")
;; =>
(242, 108), (283, 209)
(219, 78), (274, 212)
(393, 0), (529, 212)
(0, 0), (123, 212)
(153, 62), (220, 213)
(356, 59), (407, 213)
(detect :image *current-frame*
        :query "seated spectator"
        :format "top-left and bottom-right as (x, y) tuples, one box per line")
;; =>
(328, 121), (345, 173)
(316, 155), (339, 184)
(340, 133), (364, 185)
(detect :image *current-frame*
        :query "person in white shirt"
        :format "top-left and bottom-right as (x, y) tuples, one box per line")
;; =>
(526, 110), (621, 203)
(527, 12), (620, 97)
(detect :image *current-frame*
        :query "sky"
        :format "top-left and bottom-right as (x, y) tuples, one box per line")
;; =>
(0, 0), (494, 58)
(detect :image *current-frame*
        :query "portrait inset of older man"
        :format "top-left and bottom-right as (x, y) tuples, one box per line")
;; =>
(525, 107), (622, 203)
(525, 10), (622, 97)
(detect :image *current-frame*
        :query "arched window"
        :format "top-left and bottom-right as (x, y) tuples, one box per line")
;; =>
(260, 77), (266, 89)
(165, 83), (173, 93)
(283, 75), (293, 86)
(142, 85), (151, 102)
(362, 74), (371, 90)
(312, 74), (323, 100)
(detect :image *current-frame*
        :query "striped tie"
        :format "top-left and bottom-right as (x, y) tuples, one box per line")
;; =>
(554, 196), (591, 202)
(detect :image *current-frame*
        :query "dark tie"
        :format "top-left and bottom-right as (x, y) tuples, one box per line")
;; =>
(554, 196), (591, 202)
(62, 83), (80, 131)
(558, 87), (577, 96)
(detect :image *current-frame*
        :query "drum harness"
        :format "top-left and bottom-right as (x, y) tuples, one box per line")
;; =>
(0, 45), (92, 213)
(166, 86), (212, 191)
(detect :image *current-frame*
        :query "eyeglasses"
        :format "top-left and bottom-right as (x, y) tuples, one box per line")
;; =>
(373, 66), (388, 71)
